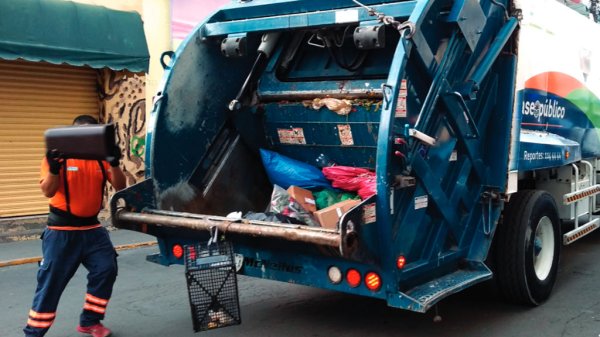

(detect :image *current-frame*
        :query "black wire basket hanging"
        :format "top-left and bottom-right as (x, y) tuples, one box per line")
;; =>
(184, 240), (241, 332)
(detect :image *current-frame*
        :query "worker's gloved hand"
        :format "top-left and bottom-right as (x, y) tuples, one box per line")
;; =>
(107, 145), (122, 167)
(46, 150), (63, 175)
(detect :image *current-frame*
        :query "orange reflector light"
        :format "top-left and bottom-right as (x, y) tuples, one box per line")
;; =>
(365, 272), (382, 291)
(346, 269), (361, 288)
(397, 256), (406, 269)
(172, 244), (184, 259)
(188, 246), (196, 261)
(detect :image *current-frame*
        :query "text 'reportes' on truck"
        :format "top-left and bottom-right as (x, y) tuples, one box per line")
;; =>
(111, 0), (600, 325)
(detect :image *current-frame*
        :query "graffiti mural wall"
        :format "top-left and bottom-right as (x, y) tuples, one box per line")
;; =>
(98, 68), (146, 190)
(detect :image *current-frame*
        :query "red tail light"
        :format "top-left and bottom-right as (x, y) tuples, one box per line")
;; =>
(172, 244), (184, 259)
(396, 255), (406, 269)
(346, 269), (361, 288)
(365, 272), (382, 291)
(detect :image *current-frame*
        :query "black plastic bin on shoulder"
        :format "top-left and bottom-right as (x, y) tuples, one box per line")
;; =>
(44, 124), (117, 160)
(184, 241), (241, 332)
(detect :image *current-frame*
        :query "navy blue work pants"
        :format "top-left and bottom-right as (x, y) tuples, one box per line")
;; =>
(23, 227), (118, 337)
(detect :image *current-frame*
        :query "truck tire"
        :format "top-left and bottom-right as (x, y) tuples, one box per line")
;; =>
(494, 190), (561, 305)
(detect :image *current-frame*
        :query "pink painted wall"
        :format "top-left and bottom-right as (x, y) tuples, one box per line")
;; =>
(172, 0), (230, 40)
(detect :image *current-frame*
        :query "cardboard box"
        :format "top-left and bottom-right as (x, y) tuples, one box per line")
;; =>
(287, 186), (317, 213)
(314, 199), (361, 229)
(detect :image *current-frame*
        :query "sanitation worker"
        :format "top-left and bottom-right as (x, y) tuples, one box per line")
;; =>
(24, 115), (126, 337)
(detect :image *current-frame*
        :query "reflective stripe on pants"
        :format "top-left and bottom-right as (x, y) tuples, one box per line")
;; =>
(23, 227), (118, 337)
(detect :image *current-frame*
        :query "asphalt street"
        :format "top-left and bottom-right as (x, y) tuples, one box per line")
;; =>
(1, 230), (600, 337)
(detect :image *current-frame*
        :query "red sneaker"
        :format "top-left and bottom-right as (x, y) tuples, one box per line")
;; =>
(76, 323), (112, 337)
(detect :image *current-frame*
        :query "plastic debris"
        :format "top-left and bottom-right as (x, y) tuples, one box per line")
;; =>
(268, 185), (319, 226)
(322, 166), (377, 199)
(313, 189), (360, 210)
(260, 149), (332, 189)
(226, 211), (242, 220)
(243, 211), (307, 225)
(309, 98), (353, 115)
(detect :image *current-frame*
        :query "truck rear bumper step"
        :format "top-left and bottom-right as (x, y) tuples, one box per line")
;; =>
(388, 263), (492, 313)
(116, 209), (342, 249)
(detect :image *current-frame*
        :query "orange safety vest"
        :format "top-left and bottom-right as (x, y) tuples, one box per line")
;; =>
(40, 158), (112, 230)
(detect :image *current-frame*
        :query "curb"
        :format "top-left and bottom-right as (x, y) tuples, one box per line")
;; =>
(0, 211), (113, 244)
(0, 217), (47, 244)
(0, 241), (157, 268)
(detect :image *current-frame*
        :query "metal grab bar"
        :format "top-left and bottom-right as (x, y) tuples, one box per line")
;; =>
(116, 210), (342, 248)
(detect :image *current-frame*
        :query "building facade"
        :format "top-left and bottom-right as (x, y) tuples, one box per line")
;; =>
(0, 0), (149, 219)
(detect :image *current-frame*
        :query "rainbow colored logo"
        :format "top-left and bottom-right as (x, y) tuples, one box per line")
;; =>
(524, 72), (600, 127)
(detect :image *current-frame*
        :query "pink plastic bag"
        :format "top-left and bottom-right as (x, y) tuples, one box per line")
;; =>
(322, 166), (376, 199)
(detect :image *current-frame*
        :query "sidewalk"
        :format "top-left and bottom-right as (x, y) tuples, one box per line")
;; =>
(0, 227), (156, 267)
(0, 210), (114, 243)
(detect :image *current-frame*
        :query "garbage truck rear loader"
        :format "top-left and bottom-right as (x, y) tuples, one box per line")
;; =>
(111, 0), (600, 325)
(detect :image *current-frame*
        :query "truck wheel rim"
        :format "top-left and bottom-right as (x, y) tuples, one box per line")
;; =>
(533, 216), (554, 281)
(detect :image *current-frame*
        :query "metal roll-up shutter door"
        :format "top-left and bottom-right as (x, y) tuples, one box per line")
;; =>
(0, 59), (99, 217)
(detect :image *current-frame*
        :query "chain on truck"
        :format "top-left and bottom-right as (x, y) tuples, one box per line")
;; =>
(109, 0), (600, 331)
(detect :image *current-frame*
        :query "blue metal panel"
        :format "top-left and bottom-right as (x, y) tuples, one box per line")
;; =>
(204, 2), (417, 37)
(235, 246), (388, 299)
(380, 0), (513, 303)
(213, 0), (413, 22)
(375, 39), (411, 297)
(448, 0), (487, 52)
(517, 131), (581, 171)
(146, 233), (390, 299)
(258, 77), (387, 101)
(485, 55), (516, 189)
(262, 103), (381, 168)
(149, 27), (260, 192)
(467, 17), (518, 92)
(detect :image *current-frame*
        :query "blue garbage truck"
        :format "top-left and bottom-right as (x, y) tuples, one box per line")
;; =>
(111, 0), (600, 325)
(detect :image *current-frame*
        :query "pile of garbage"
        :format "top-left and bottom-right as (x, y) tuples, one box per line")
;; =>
(234, 149), (376, 229)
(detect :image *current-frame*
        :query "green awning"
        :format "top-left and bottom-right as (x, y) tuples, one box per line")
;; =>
(0, 0), (149, 73)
